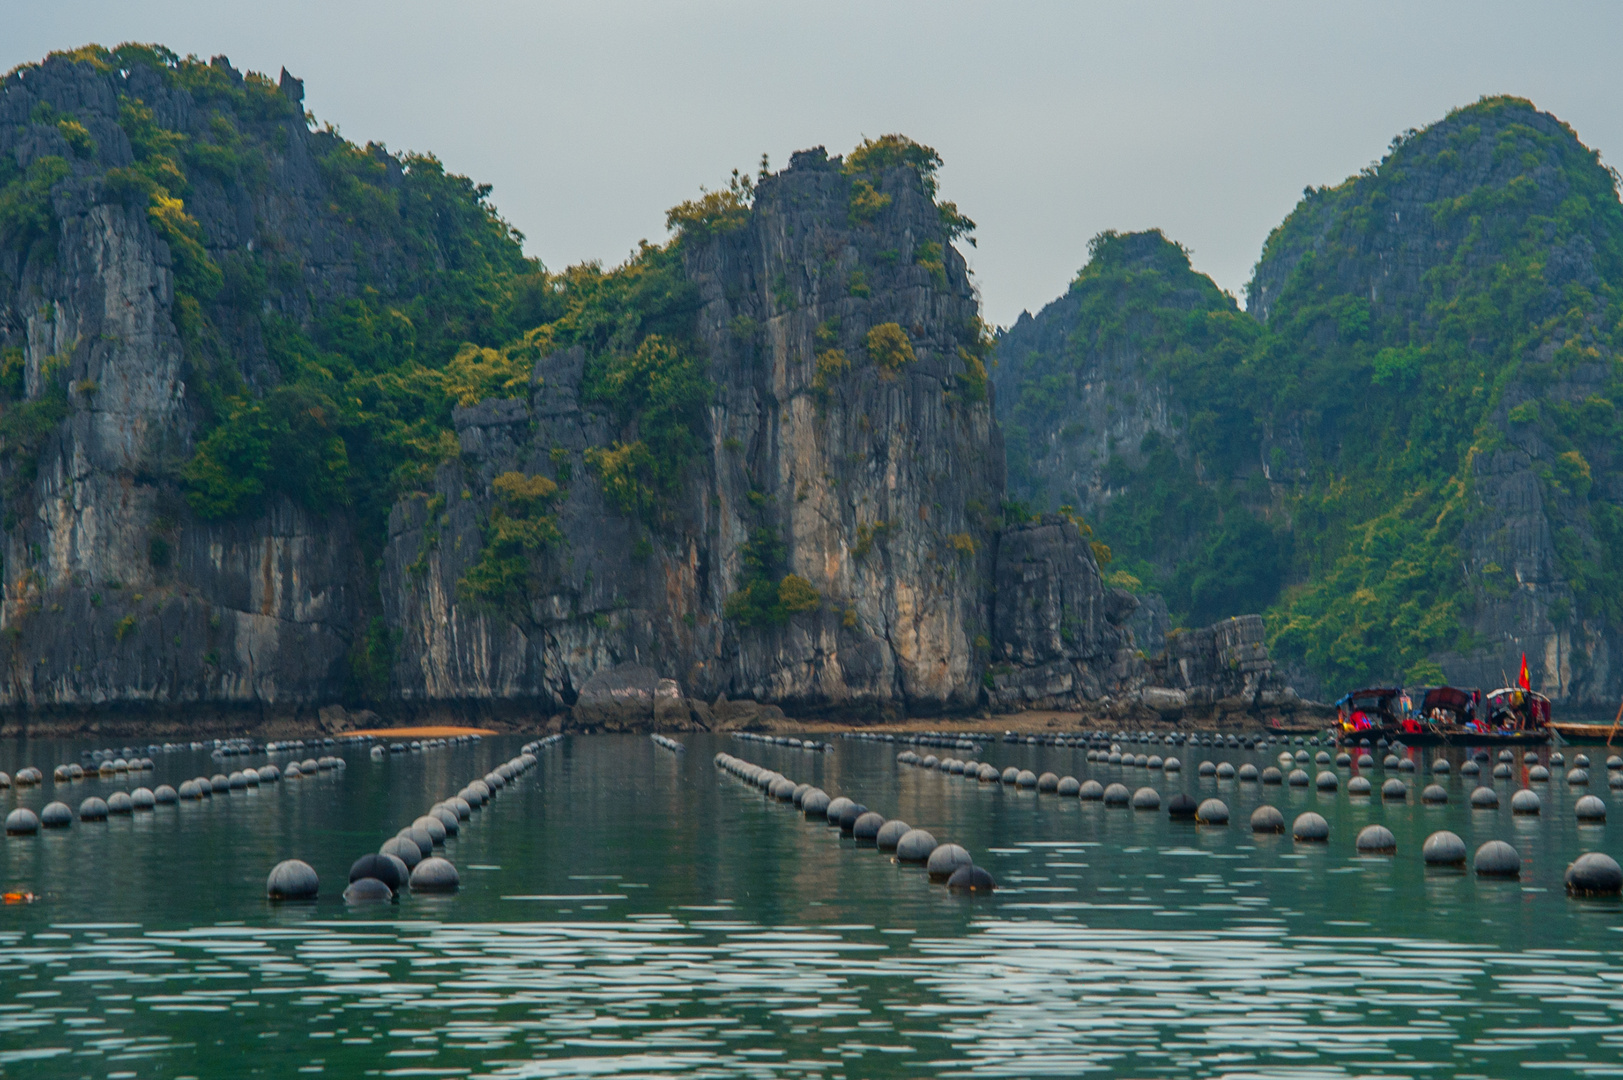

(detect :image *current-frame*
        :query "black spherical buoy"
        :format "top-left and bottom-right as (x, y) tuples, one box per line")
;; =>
(1217, 762), (1237, 779)
(267, 859), (319, 900)
(1251, 805), (1285, 833)
(946, 864), (996, 893)
(343, 877), (396, 903)
(401, 826), (435, 858)
(1131, 787), (1161, 810)
(1196, 798), (1229, 824)
(350, 853), (408, 892)
(1293, 812), (1329, 842)
(1423, 830), (1466, 865)
(1261, 766), (1283, 785)
(895, 828), (938, 864)
(1347, 776), (1372, 795)
(1102, 783), (1130, 807)
(1356, 824), (1396, 854)
(1381, 778), (1408, 801)
(409, 857), (460, 893)
(381, 836), (423, 869)
(1238, 763), (1259, 781)
(1511, 788), (1541, 814)
(414, 815), (448, 845)
(1421, 784), (1448, 804)
(154, 784), (178, 804)
(852, 811), (885, 843)
(837, 802), (869, 834)
(1474, 840), (1521, 877)
(1168, 792), (1198, 819)
(79, 797), (109, 822)
(1015, 770), (1037, 789)
(824, 797), (854, 826)
(927, 843), (973, 881)
(1079, 779), (1105, 801)
(1565, 852), (1623, 896)
(801, 789), (831, 819)
(1056, 776), (1080, 797)
(875, 819), (911, 851)
(5, 807), (39, 835)
(1575, 795), (1607, 822)
(40, 801), (73, 829)
(131, 788), (155, 810)
(1470, 786), (1500, 808)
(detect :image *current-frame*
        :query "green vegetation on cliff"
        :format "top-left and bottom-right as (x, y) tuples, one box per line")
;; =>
(998, 97), (1623, 691)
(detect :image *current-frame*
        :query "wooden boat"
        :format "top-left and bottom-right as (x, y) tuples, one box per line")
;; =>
(1550, 722), (1621, 745)
(1549, 695), (1623, 745)
(1336, 685), (1550, 746)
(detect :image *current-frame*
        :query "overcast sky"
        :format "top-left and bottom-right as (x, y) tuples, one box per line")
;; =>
(6, 2), (1621, 326)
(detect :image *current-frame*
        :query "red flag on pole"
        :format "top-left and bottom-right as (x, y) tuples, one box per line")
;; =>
(1518, 653), (1530, 690)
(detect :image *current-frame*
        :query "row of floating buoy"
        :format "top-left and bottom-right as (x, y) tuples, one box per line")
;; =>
(1086, 744), (1184, 771)
(715, 750), (995, 892)
(4, 756), (349, 834)
(731, 732), (832, 752)
(848, 731), (985, 753)
(651, 734), (685, 753)
(898, 743), (1615, 887)
(274, 735), (564, 902)
(366, 733), (482, 760)
(1005, 729), (1311, 749)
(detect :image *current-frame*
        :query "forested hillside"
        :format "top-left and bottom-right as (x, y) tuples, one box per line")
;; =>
(996, 96), (1623, 710)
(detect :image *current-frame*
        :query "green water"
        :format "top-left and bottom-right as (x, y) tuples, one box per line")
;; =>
(1, 733), (1620, 1079)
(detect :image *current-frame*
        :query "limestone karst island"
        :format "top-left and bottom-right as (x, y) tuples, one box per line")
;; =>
(2, 38), (1622, 1080)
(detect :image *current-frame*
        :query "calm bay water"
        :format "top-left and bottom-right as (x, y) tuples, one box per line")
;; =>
(1, 731), (1621, 1079)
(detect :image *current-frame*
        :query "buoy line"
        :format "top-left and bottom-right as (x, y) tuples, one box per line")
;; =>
(713, 750), (995, 893)
(875, 732), (1620, 896)
(270, 734), (565, 902)
(731, 732), (832, 752)
(651, 734), (685, 753)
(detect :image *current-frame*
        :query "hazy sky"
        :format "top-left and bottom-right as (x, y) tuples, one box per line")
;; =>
(6, 2), (1621, 326)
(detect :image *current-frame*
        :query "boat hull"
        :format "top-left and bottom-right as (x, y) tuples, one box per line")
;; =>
(1343, 727), (1549, 747)
(1549, 723), (1622, 745)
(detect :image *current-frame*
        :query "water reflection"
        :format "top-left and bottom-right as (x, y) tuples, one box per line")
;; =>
(0, 733), (1619, 1078)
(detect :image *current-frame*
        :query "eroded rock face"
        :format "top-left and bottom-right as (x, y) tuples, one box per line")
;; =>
(0, 57), (368, 720)
(985, 517), (1304, 723)
(986, 515), (1141, 710)
(0, 53), (1288, 730)
(383, 150), (1003, 719)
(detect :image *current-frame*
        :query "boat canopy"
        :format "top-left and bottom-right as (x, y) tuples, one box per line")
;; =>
(1419, 686), (1478, 719)
(1335, 687), (1403, 711)
(1484, 687), (1551, 725)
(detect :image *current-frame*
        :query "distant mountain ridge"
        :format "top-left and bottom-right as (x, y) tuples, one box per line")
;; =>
(996, 96), (1623, 714)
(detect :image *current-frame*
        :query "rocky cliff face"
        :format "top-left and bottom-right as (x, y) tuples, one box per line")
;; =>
(0, 46), (1296, 732)
(382, 148), (1004, 720)
(0, 53), (367, 718)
